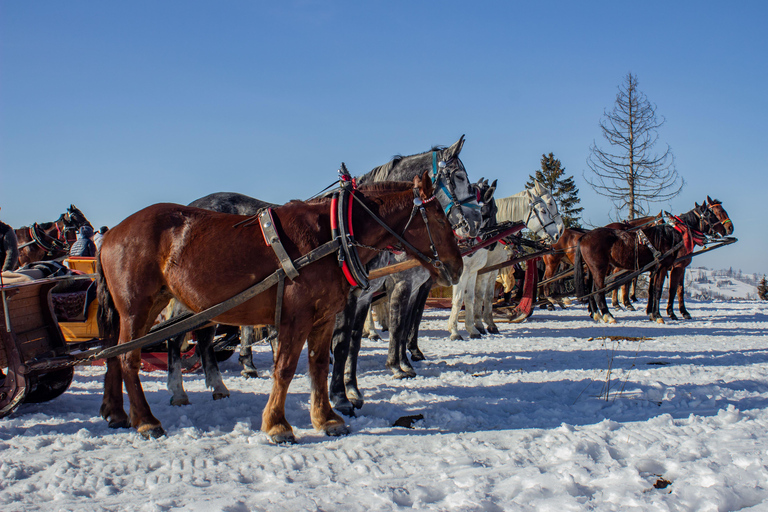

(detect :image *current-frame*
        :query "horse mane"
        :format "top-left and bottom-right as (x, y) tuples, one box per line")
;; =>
(356, 145), (446, 185)
(494, 193), (530, 223)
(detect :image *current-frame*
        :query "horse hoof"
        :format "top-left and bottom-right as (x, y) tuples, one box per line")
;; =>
(592, 313), (602, 322)
(270, 432), (296, 445)
(108, 419), (131, 429)
(476, 326), (487, 335)
(656, 317), (665, 324)
(469, 332), (483, 339)
(170, 397), (191, 407)
(409, 348), (425, 361)
(391, 369), (415, 380)
(368, 333), (381, 341)
(212, 392), (230, 401)
(240, 368), (259, 379)
(603, 314), (617, 324)
(668, 313), (678, 321)
(487, 326), (499, 334)
(682, 313), (692, 320)
(625, 304), (636, 311)
(138, 425), (165, 439)
(325, 423), (350, 437)
(450, 334), (464, 341)
(333, 403), (356, 417)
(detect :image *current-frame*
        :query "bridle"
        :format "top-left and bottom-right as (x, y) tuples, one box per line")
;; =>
(524, 192), (560, 241)
(429, 152), (481, 238)
(334, 165), (451, 289)
(699, 203), (732, 235)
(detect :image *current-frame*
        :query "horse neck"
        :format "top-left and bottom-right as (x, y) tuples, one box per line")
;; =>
(494, 195), (528, 223)
(357, 152), (431, 184)
(676, 210), (702, 232)
(351, 189), (422, 263)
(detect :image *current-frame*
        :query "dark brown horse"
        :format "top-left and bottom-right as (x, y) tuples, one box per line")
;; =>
(604, 213), (663, 311)
(96, 174), (463, 442)
(541, 227), (588, 302)
(575, 200), (731, 324)
(14, 205), (92, 267)
(665, 197), (734, 320)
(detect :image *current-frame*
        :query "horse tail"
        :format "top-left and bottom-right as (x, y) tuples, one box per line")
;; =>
(96, 253), (120, 346)
(574, 239), (586, 300)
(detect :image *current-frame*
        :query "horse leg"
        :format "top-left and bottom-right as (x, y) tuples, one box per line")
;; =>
(592, 273), (616, 324)
(362, 305), (380, 340)
(648, 270), (666, 324)
(463, 270), (483, 338)
(330, 290), (363, 416)
(374, 301), (389, 332)
(678, 279), (692, 320)
(238, 326), (259, 378)
(167, 331), (191, 406)
(447, 267), (469, 341)
(197, 325), (229, 400)
(621, 282), (635, 310)
(100, 356), (130, 429)
(611, 286), (622, 311)
(630, 277), (638, 302)
(262, 322), (308, 444)
(119, 343), (164, 438)
(386, 280), (416, 378)
(406, 278), (432, 361)
(474, 271), (495, 334)
(306, 318), (349, 437)
(666, 268), (680, 320)
(343, 297), (370, 408)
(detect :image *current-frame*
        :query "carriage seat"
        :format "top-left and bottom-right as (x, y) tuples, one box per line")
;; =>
(52, 279), (96, 323)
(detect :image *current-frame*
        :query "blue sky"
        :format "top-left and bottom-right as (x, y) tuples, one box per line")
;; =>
(1, 1), (766, 274)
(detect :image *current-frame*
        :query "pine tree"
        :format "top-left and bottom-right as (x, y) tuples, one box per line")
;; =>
(758, 276), (768, 301)
(527, 152), (583, 228)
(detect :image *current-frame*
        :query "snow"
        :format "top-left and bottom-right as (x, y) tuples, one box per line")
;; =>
(2, 300), (768, 511)
(685, 268), (761, 300)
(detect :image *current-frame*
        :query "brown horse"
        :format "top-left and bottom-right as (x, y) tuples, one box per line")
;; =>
(96, 173), (463, 442)
(604, 213), (663, 311)
(574, 200), (731, 324)
(665, 197), (734, 320)
(14, 205), (92, 267)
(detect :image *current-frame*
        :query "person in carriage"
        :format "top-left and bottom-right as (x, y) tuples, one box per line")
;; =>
(69, 225), (97, 257)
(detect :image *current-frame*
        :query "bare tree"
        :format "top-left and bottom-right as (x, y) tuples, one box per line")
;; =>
(585, 73), (684, 220)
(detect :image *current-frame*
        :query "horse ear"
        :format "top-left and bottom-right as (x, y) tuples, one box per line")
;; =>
(417, 170), (434, 200)
(484, 180), (497, 203)
(707, 195), (713, 204)
(444, 134), (465, 159)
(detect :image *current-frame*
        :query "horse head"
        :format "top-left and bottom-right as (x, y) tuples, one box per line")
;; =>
(524, 181), (564, 242)
(429, 135), (483, 239)
(704, 196), (734, 236)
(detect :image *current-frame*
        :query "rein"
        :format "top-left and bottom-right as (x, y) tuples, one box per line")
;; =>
(430, 152), (479, 236)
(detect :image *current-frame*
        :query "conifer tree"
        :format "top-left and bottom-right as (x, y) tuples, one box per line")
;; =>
(758, 276), (768, 300)
(527, 152), (583, 228)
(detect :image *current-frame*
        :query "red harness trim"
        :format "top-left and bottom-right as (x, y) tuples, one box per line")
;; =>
(669, 215), (705, 255)
(332, 184), (361, 287)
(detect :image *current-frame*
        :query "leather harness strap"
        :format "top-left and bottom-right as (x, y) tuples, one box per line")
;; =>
(258, 209), (300, 280)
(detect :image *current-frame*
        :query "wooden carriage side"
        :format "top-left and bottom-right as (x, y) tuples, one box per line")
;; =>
(1, 279), (75, 418)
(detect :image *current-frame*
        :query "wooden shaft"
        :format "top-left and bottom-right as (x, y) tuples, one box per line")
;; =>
(367, 258), (421, 280)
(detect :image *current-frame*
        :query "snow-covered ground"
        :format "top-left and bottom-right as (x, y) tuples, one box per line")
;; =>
(685, 268), (762, 301)
(2, 300), (768, 511)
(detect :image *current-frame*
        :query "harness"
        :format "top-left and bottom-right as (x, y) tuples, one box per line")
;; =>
(669, 214), (706, 256)
(429, 152), (480, 236)
(524, 194), (559, 240)
(251, 164), (450, 346)
(18, 223), (70, 253)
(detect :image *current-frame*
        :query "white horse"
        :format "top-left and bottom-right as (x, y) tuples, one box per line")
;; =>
(447, 181), (564, 340)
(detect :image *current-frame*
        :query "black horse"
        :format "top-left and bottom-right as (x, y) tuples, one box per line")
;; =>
(166, 192), (276, 406)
